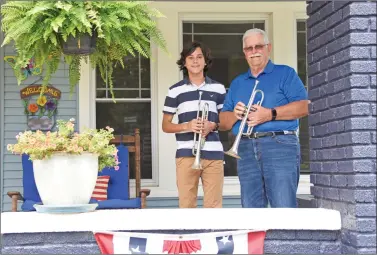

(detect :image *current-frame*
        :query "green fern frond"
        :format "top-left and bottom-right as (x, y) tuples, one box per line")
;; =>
(1, 0), (168, 99)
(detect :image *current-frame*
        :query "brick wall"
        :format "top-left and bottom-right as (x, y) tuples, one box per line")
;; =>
(307, 1), (376, 254)
(2, 230), (341, 254)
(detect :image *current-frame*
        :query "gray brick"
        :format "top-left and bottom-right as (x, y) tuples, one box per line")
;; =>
(322, 135), (337, 148)
(346, 89), (377, 102)
(345, 146), (376, 159)
(351, 61), (377, 73)
(310, 173), (316, 184)
(311, 186), (323, 198)
(357, 248), (377, 254)
(372, 132), (376, 144)
(343, 2), (377, 18)
(331, 175), (348, 187)
(320, 55), (335, 71)
(264, 240), (321, 254)
(332, 1), (351, 12)
(312, 97), (328, 112)
(310, 162), (322, 173)
(328, 120), (345, 133)
(334, 18), (370, 38)
(372, 47), (376, 59)
(320, 242), (341, 254)
(348, 174), (377, 188)
(332, 201), (353, 215)
(320, 108), (335, 123)
(318, 28), (335, 47)
(310, 137), (322, 149)
(371, 75), (376, 88)
(265, 230), (296, 240)
(296, 230), (338, 241)
(326, 9), (343, 29)
(315, 198), (333, 209)
(310, 72), (327, 88)
(322, 162), (338, 173)
(310, 20), (327, 39)
(345, 118), (377, 131)
(337, 132), (371, 146)
(323, 187), (339, 200)
(332, 75), (370, 93)
(310, 150), (316, 161)
(307, 1), (328, 16)
(342, 231), (377, 248)
(343, 217), (377, 233)
(340, 189), (375, 203)
(371, 17), (376, 31)
(309, 112), (321, 125)
(311, 47), (327, 63)
(333, 47), (370, 67)
(334, 103), (370, 119)
(308, 62), (321, 76)
(316, 174), (331, 186)
(350, 33), (377, 45)
(337, 160), (376, 173)
(371, 104), (376, 116)
(308, 87), (320, 100)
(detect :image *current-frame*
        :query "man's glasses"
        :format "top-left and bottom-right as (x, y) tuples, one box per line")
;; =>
(243, 44), (268, 52)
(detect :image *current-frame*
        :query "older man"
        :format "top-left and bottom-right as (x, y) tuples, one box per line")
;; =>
(219, 28), (309, 208)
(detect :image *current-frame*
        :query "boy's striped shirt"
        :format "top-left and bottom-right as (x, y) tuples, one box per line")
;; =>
(163, 77), (226, 160)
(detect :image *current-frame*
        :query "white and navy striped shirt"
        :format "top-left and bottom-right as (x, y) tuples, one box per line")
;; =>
(163, 77), (226, 160)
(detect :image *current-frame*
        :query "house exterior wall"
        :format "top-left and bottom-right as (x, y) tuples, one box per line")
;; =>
(0, 41), (79, 211)
(307, 1), (376, 253)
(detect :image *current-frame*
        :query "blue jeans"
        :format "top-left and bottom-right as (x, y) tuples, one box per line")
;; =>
(237, 134), (300, 208)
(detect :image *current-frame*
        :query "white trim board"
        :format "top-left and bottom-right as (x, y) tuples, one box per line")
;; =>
(1, 208), (341, 234)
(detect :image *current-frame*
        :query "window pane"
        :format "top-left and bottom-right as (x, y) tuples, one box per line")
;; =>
(193, 34), (248, 87)
(297, 21), (306, 31)
(96, 102), (152, 179)
(140, 57), (151, 88)
(183, 22), (192, 33)
(112, 55), (140, 89)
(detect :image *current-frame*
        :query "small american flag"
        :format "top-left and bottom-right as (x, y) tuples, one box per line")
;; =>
(94, 230), (266, 254)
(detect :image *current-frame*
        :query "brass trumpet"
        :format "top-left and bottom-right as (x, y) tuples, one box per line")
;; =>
(224, 80), (264, 159)
(192, 91), (209, 170)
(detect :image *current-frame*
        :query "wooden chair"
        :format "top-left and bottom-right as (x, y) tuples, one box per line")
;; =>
(7, 128), (151, 211)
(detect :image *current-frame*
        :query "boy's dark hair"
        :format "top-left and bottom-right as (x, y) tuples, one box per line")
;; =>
(176, 41), (213, 77)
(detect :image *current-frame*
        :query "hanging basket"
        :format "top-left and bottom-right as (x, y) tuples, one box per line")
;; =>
(62, 31), (97, 55)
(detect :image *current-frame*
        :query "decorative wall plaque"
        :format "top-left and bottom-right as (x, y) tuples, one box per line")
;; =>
(20, 85), (61, 131)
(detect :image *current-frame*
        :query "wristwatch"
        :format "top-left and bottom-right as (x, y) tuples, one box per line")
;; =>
(271, 108), (277, 121)
(213, 122), (219, 131)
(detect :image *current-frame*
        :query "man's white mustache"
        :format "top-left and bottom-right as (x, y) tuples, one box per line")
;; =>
(250, 54), (262, 58)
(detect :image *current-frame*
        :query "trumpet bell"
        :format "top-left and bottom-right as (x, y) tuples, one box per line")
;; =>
(224, 148), (241, 159)
(192, 158), (203, 170)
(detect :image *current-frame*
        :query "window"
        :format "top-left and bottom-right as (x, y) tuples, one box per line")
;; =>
(95, 55), (153, 179)
(296, 20), (309, 173)
(182, 21), (265, 177)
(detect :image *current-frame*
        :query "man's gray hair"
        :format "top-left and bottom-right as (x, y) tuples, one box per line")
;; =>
(242, 28), (270, 48)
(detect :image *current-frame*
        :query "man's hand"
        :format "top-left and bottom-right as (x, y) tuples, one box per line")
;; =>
(201, 120), (216, 137)
(234, 101), (247, 120)
(247, 104), (272, 127)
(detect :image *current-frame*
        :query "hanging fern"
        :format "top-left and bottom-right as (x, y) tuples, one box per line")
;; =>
(1, 1), (168, 99)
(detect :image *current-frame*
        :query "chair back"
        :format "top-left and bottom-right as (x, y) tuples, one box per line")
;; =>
(21, 154), (41, 203)
(98, 144), (130, 200)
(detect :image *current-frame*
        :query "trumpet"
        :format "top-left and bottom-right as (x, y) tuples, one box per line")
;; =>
(192, 91), (209, 170)
(224, 80), (264, 159)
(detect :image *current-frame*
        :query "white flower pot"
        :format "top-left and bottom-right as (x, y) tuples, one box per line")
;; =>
(33, 152), (98, 205)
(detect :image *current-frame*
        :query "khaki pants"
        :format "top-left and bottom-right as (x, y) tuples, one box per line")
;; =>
(175, 157), (224, 208)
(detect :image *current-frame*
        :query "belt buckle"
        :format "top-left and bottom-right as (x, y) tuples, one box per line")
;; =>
(248, 133), (257, 139)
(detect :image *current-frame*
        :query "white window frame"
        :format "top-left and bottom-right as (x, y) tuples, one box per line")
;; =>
(294, 12), (310, 195)
(78, 44), (160, 188)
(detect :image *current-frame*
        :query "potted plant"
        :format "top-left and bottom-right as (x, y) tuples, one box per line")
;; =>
(1, 1), (167, 99)
(7, 118), (119, 206)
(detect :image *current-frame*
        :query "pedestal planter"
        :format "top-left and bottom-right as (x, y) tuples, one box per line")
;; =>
(32, 152), (98, 205)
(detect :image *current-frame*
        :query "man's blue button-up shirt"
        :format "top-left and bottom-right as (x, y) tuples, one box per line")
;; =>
(221, 60), (308, 136)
